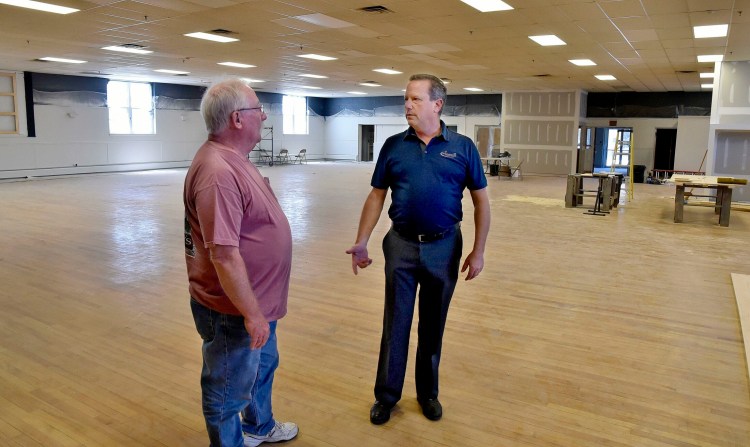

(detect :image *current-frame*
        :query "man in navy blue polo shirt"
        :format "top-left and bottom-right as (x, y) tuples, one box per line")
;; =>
(346, 73), (491, 425)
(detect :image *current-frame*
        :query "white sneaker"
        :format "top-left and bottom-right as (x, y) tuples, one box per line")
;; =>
(243, 421), (298, 446)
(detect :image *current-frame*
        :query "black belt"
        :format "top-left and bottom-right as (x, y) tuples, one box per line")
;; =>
(392, 223), (460, 243)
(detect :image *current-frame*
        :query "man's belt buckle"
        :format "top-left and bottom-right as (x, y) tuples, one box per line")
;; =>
(418, 233), (429, 243)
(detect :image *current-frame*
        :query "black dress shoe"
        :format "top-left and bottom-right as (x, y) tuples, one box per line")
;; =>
(370, 401), (392, 425)
(418, 398), (442, 421)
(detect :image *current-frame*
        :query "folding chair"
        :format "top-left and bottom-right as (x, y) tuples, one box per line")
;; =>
(275, 149), (289, 164)
(257, 149), (272, 165)
(292, 149), (307, 164)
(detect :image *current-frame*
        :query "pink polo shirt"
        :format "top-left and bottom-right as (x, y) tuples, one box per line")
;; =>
(184, 140), (292, 320)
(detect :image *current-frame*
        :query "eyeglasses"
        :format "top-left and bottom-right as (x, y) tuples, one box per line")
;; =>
(236, 104), (264, 114)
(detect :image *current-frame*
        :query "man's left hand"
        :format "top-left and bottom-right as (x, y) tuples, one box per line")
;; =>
(461, 251), (484, 281)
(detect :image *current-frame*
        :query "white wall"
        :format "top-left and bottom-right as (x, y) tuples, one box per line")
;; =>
(674, 116), (710, 171)
(0, 101), (208, 179)
(0, 77), (497, 177)
(707, 60), (750, 201)
(325, 115), (499, 162)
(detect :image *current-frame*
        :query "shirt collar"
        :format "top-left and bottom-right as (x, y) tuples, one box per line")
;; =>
(405, 120), (450, 142)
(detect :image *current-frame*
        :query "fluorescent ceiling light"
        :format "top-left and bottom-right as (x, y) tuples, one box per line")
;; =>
(595, 75), (616, 81)
(373, 68), (402, 75)
(293, 13), (356, 29)
(218, 62), (255, 68)
(102, 46), (153, 55)
(360, 82), (381, 87)
(0, 0), (78, 14)
(459, 0), (513, 12)
(693, 24), (728, 39)
(301, 85), (322, 89)
(38, 56), (86, 63)
(528, 35), (566, 46)
(242, 78), (264, 83)
(300, 74), (327, 78)
(699, 72), (715, 78)
(184, 32), (238, 43)
(154, 69), (190, 74)
(569, 59), (596, 66)
(697, 54), (723, 63)
(464, 87), (484, 92)
(701, 83), (713, 89)
(298, 54), (337, 61)
(348, 91), (367, 95)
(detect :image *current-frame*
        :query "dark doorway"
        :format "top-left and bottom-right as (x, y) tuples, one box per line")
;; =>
(653, 128), (677, 172)
(359, 125), (374, 162)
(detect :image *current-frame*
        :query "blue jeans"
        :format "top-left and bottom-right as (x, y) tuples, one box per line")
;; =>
(375, 228), (462, 406)
(191, 298), (279, 447)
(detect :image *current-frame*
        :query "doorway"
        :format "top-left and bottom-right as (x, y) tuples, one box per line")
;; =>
(592, 127), (633, 174)
(653, 128), (677, 173)
(577, 126), (594, 173)
(359, 125), (374, 162)
(474, 125), (501, 157)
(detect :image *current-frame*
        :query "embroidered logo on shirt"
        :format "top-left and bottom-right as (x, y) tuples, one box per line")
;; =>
(440, 150), (457, 158)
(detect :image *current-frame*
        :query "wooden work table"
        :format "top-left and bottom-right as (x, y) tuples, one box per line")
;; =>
(672, 176), (735, 227)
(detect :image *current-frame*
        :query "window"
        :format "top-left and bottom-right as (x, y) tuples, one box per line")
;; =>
(282, 95), (308, 135)
(107, 81), (155, 134)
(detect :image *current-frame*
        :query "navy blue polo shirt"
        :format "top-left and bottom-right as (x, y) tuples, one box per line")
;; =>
(371, 121), (487, 234)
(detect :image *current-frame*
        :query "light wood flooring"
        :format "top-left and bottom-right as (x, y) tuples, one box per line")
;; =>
(0, 163), (748, 446)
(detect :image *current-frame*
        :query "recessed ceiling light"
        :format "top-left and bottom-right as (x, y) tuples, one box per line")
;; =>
(701, 83), (714, 89)
(155, 69), (190, 74)
(0, 0), (78, 14)
(300, 74), (328, 78)
(528, 35), (566, 46)
(242, 78), (264, 83)
(373, 68), (402, 75)
(595, 75), (616, 81)
(569, 59), (596, 66)
(298, 54), (337, 61)
(184, 32), (238, 43)
(459, 0), (513, 12)
(693, 24), (728, 39)
(348, 91), (367, 95)
(699, 72), (715, 78)
(38, 56), (86, 63)
(218, 62), (255, 68)
(301, 85), (322, 89)
(101, 45), (153, 55)
(464, 87), (484, 92)
(360, 82), (381, 87)
(697, 54), (723, 63)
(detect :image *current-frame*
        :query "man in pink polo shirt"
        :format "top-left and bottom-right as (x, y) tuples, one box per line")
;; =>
(184, 78), (298, 447)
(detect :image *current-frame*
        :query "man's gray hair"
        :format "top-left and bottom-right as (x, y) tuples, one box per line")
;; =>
(409, 74), (447, 114)
(200, 78), (250, 134)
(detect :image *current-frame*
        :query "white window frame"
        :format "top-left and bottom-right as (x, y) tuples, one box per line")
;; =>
(282, 95), (308, 135)
(107, 81), (155, 135)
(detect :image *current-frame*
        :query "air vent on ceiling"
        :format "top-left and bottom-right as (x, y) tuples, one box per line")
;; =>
(677, 70), (697, 74)
(358, 5), (393, 13)
(120, 43), (147, 49)
(210, 28), (235, 34)
(534, 74), (551, 77)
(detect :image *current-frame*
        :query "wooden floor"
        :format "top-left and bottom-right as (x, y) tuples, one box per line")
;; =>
(1, 163), (749, 446)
